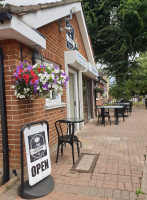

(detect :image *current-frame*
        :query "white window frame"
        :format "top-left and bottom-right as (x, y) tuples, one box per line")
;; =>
(35, 59), (66, 109)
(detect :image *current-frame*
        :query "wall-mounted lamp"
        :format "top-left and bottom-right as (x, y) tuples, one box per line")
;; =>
(59, 21), (72, 32)
(32, 50), (42, 65)
(58, 7), (76, 32)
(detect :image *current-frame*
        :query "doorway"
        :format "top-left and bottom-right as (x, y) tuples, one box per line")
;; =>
(83, 77), (92, 123)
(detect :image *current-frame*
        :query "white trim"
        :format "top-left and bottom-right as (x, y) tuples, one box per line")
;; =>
(21, 3), (81, 29)
(20, 2), (95, 65)
(68, 68), (79, 130)
(0, 15), (46, 49)
(45, 103), (66, 110)
(64, 50), (87, 71)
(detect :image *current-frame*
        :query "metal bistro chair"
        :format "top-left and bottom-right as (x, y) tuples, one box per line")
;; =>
(55, 120), (82, 165)
(115, 106), (126, 122)
(97, 108), (111, 127)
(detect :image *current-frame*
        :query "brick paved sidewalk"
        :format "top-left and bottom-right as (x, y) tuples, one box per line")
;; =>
(1, 108), (147, 200)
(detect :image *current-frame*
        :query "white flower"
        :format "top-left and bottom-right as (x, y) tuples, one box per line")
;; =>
(14, 90), (17, 95)
(37, 86), (40, 90)
(11, 85), (15, 89)
(19, 95), (25, 99)
(57, 80), (61, 84)
(33, 64), (38, 68)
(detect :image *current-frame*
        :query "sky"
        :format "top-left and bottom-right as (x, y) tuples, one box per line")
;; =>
(1, 0), (62, 6)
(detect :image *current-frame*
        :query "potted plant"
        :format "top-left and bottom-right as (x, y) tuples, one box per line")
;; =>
(12, 61), (69, 99)
(94, 84), (104, 95)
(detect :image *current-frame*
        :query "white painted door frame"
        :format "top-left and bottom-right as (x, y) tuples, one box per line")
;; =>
(68, 68), (79, 131)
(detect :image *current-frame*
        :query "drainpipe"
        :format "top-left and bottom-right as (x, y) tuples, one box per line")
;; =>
(0, 48), (10, 183)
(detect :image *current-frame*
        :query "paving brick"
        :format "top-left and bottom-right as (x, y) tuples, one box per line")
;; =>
(104, 188), (113, 198)
(97, 188), (106, 197)
(121, 190), (130, 200)
(89, 187), (98, 196)
(113, 189), (121, 199)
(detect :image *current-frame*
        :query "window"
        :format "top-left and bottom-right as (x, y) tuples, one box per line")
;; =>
(35, 58), (66, 109)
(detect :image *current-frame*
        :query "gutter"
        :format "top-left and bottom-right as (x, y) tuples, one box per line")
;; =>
(0, 48), (10, 184)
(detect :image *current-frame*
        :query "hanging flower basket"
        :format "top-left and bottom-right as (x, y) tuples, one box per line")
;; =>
(94, 84), (104, 95)
(12, 61), (69, 99)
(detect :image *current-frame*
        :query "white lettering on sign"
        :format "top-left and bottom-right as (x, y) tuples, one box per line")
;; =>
(24, 123), (51, 186)
(77, 52), (87, 68)
(88, 62), (98, 76)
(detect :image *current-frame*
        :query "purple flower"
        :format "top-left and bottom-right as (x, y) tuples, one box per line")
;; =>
(66, 76), (69, 82)
(54, 79), (57, 83)
(42, 83), (49, 90)
(27, 65), (32, 71)
(24, 60), (29, 65)
(34, 88), (37, 93)
(54, 66), (58, 70)
(35, 79), (39, 84)
(61, 72), (66, 76)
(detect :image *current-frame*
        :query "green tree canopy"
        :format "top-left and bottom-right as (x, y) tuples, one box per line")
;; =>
(109, 52), (147, 100)
(83, 0), (147, 82)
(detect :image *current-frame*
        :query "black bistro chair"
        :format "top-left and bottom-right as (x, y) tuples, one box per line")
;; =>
(97, 108), (111, 127)
(115, 106), (126, 122)
(55, 120), (82, 165)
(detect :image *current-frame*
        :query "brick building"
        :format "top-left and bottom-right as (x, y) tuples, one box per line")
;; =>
(0, 0), (99, 180)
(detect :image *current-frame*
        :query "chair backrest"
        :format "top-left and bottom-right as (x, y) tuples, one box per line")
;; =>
(55, 120), (68, 139)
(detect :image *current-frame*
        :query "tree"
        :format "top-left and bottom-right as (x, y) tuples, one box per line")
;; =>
(83, 0), (147, 83)
(109, 52), (147, 100)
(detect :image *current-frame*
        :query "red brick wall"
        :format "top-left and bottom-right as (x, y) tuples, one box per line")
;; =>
(0, 14), (89, 170)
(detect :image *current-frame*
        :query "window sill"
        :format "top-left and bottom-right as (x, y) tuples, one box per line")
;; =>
(45, 103), (66, 110)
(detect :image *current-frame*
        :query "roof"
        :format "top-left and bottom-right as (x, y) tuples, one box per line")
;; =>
(0, 0), (82, 15)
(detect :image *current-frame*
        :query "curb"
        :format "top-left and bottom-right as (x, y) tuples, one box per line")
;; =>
(0, 176), (19, 197)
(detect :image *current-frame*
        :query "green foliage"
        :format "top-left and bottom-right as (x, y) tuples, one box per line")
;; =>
(135, 188), (144, 197)
(83, 0), (147, 83)
(0, 0), (5, 7)
(109, 52), (147, 99)
(6, 185), (11, 191)
(109, 83), (132, 100)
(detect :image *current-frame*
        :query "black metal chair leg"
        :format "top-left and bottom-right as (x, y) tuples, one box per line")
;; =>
(77, 140), (80, 157)
(71, 144), (75, 165)
(97, 116), (99, 126)
(61, 144), (63, 156)
(109, 117), (111, 125)
(56, 143), (60, 163)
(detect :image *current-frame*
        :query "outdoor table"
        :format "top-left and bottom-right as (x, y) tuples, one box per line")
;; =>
(59, 118), (84, 135)
(99, 105), (123, 125)
(115, 102), (132, 113)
